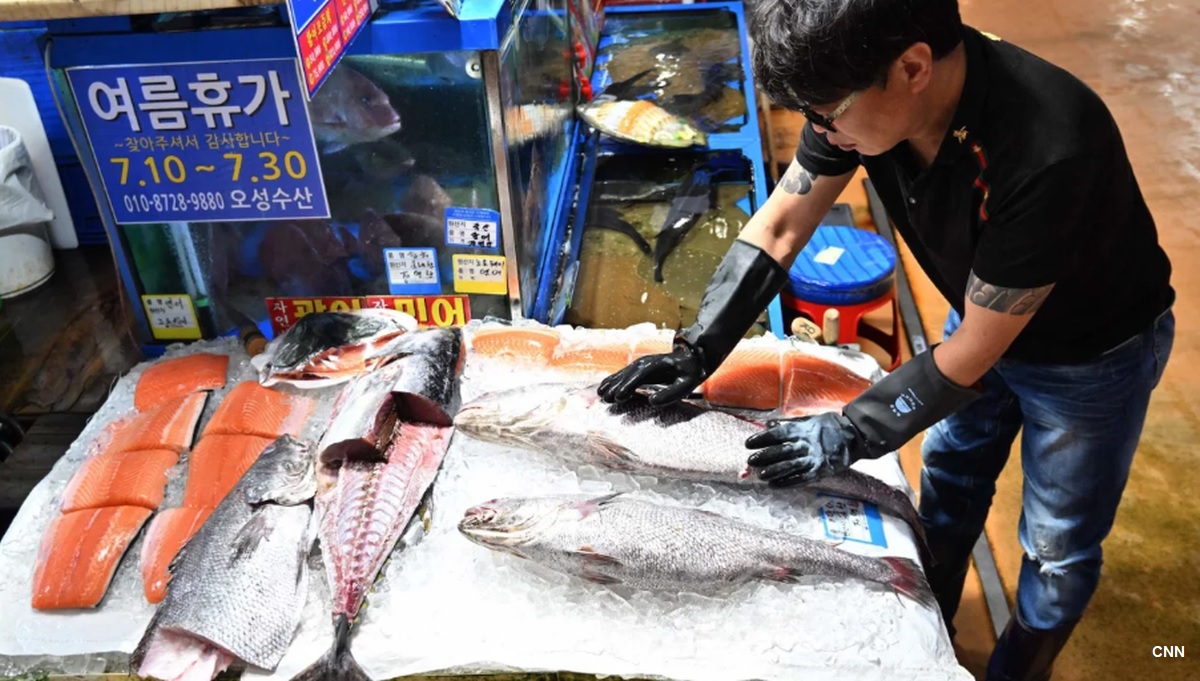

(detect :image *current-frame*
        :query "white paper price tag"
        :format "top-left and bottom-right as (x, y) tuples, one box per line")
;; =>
(445, 207), (500, 249)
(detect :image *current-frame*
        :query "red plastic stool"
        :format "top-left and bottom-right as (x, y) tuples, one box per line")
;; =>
(779, 287), (903, 371)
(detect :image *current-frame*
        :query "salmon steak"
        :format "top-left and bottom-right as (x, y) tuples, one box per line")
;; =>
(181, 434), (275, 509)
(99, 393), (208, 455)
(32, 505), (153, 610)
(201, 381), (314, 440)
(139, 506), (214, 604)
(134, 353), (229, 413)
(60, 449), (179, 513)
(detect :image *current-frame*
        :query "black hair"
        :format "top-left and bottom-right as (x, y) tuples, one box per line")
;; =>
(749, 0), (964, 109)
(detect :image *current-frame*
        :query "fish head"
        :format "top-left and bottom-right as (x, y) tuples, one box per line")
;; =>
(457, 495), (575, 552)
(452, 383), (576, 445)
(310, 66), (402, 152)
(243, 436), (317, 506)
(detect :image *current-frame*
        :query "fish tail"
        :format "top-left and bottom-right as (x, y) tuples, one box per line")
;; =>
(881, 556), (937, 610)
(291, 615), (371, 681)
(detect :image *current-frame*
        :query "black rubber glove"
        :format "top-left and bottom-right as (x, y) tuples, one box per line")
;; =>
(746, 348), (981, 486)
(597, 239), (789, 405)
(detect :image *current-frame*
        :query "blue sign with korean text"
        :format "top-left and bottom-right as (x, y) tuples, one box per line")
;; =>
(67, 59), (330, 224)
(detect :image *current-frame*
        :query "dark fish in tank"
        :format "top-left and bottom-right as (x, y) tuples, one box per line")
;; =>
(591, 205), (652, 256)
(661, 62), (744, 115)
(258, 220), (355, 296)
(358, 209), (406, 278)
(654, 167), (716, 283)
(383, 211), (446, 248)
(600, 67), (656, 100)
(400, 175), (453, 220)
(309, 65), (402, 154)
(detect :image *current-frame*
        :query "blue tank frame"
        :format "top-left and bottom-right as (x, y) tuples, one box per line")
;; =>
(535, 1), (785, 339)
(40, 0), (579, 355)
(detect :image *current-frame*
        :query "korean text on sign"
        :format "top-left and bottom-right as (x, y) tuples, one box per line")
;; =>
(445, 207), (500, 250)
(288, 0), (376, 97)
(141, 294), (201, 341)
(67, 59), (329, 224)
(384, 248), (442, 296)
(265, 295), (470, 336)
(452, 254), (508, 295)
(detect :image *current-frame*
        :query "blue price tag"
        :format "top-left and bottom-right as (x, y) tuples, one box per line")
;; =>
(384, 247), (443, 296)
(445, 207), (501, 250)
(818, 493), (888, 548)
(67, 59), (329, 224)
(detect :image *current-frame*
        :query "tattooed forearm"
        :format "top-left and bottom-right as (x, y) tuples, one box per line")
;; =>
(966, 272), (1054, 315)
(779, 161), (817, 195)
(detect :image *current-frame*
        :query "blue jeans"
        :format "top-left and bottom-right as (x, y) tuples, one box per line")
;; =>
(919, 307), (1175, 630)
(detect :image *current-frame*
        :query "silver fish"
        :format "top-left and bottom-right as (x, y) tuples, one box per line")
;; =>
(132, 436), (317, 680)
(459, 493), (934, 607)
(253, 309), (417, 389)
(453, 382), (930, 561)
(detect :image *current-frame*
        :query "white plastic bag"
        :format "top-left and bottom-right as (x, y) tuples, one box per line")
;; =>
(0, 124), (56, 298)
(0, 125), (53, 230)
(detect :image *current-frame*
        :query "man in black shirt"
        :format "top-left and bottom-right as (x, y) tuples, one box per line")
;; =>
(596, 1), (1175, 678)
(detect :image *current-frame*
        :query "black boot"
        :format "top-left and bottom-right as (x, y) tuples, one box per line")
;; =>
(986, 610), (1078, 681)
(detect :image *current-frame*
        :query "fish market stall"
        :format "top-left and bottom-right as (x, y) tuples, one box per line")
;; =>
(0, 309), (973, 681)
(32, 0), (579, 353)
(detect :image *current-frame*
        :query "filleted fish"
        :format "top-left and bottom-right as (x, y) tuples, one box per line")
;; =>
(459, 493), (934, 607)
(131, 436), (317, 681)
(577, 97), (708, 148)
(253, 309), (417, 389)
(298, 328), (464, 681)
(453, 381), (930, 561)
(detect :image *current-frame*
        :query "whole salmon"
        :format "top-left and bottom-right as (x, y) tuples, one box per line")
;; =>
(453, 381), (930, 563)
(459, 493), (934, 608)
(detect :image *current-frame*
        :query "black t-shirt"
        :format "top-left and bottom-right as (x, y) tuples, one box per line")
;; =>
(795, 26), (1174, 364)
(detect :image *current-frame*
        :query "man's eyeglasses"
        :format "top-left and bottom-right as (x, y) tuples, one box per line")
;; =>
(799, 90), (861, 133)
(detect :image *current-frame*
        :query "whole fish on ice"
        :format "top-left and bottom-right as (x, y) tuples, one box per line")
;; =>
(453, 382), (930, 561)
(298, 328), (464, 681)
(253, 309), (417, 388)
(459, 493), (934, 607)
(131, 435), (317, 681)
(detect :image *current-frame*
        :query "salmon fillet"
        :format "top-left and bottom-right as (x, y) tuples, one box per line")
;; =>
(630, 336), (672, 359)
(138, 506), (213, 604)
(32, 506), (153, 610)
(702, 346), (785, 411)
(201, 382), (314, 439)
(702, 347), (873, 413)
(104, 392), (208, 455)
(470, 327), (560, 363)
(60, 449), (179, 514)
(134, 353), (229, 413)
(550, 342), (633, 374)
(181, 434), (275, 508)
(781, 352), (872, 416)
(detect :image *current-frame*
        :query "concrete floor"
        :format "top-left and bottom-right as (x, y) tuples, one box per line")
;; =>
(771, 1), (1200, 679)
